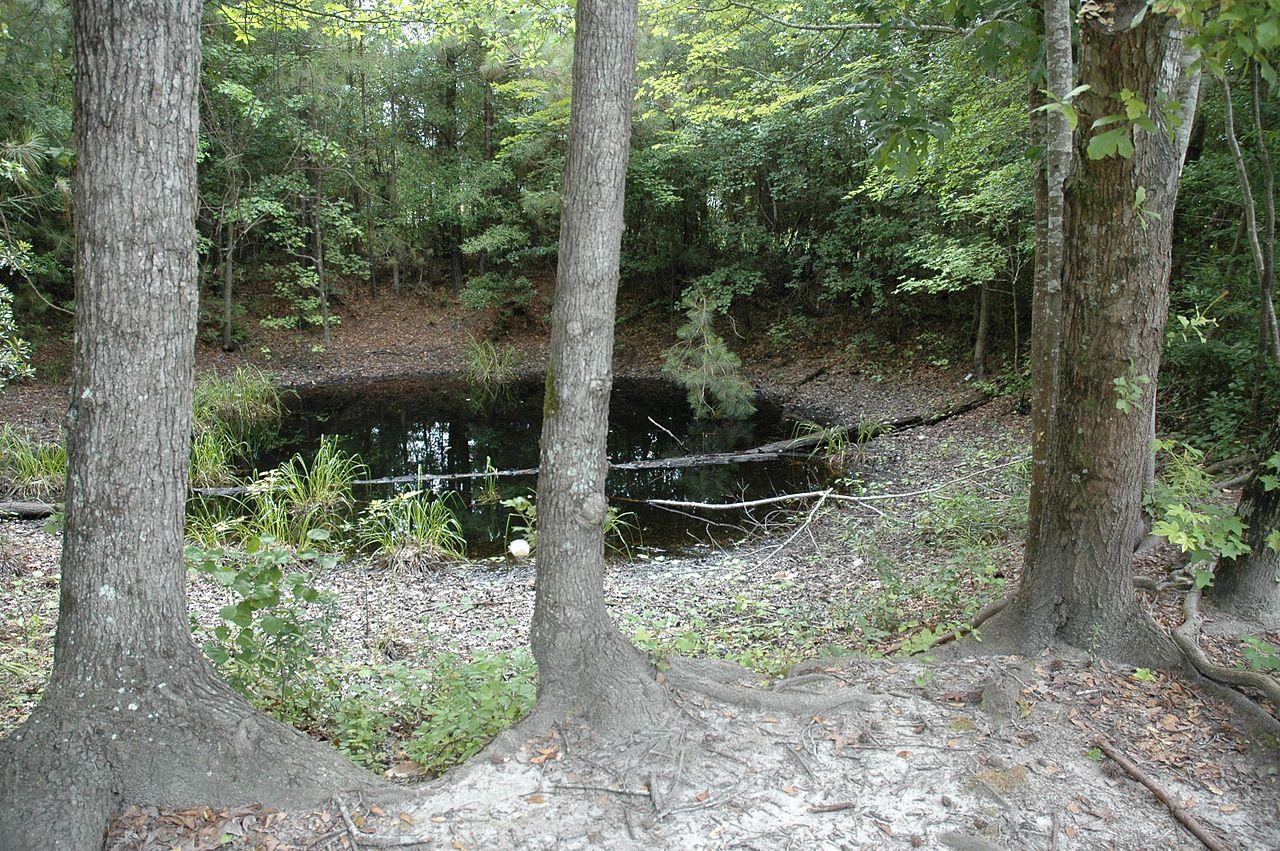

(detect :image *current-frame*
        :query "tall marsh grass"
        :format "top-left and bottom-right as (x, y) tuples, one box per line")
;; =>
(0, 426), (66, 498)
(462, 337), (521, 388)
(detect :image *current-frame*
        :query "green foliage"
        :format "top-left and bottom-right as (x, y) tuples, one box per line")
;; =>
(1241, 636), (1280, 673)
(188, 532), (337, 706)
(459, 272), (534, 315)
(1146, 440), (1250, 585)
(189, 428), (246, 490)
(357, 490), (466, 568)
(0, 283), (31, 388)
(192, 367), (282, 443)
(663, 293), (755, 419)
(462, 337), (521, 388)
(0, 425), (65, 498)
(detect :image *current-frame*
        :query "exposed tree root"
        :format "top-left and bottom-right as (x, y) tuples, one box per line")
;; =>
(1092, 736), (1230, 851)
(1172, 589), (1280, 713)
(664, 657), (869, 716)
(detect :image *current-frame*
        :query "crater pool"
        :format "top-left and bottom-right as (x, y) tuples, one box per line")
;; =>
(251, 377), (830, 557)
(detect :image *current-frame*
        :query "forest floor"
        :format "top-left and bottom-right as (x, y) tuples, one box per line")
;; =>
(2, 291), (1279, 848)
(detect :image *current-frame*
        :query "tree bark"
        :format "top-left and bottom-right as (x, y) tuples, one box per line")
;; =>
(972, 279), (990, 380)
(529, 0), (668, 732)
(1251, 61), (1280, 361)
(988, 1), (1198, 664)
(0, 0), (369, 843)
(1211, 411), (1280, 626)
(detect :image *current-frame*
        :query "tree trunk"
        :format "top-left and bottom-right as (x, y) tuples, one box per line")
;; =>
(1022, 0), (1073, 570)
(972, 279), (990, 380)
(988, 1), (1198, 664)
(1211, 411), (1280, 626)
(445, 47), (464, 292)
(312, 193), (331, 349)
(0, 0), (369, 844)
(1252, 61), (1280, 361)
(529, 0), (667, 732)
(1222, 70), (1278, 421)
(221, 224), (236, 351)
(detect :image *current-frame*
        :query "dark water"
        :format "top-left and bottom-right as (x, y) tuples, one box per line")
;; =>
(254, 377), (826, 556)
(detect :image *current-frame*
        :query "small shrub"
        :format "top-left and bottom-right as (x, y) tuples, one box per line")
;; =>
(462, 337), (521, 388)
(1146, 439), (1249, 586)
(459, 272), (534, 314)
(241, 436), (365, 547)
(188, 531), (338, 709)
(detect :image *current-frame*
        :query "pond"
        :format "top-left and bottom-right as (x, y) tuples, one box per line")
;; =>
(252, 377), (831, 557)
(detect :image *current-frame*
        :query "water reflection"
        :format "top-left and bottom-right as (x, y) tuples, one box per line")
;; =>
(253, 377), (824, 555)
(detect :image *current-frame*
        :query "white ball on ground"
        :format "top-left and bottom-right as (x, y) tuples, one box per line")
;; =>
(508, 539), (531, 560)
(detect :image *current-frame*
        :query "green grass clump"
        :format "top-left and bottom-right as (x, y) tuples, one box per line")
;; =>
(462, 337), (521, 388)
(0, 426), (66, 498)
(193, 366), (282, 444)
(189, 428), (247, 490)
(240, 436), (365, 547)
(357, 490), (466, 569)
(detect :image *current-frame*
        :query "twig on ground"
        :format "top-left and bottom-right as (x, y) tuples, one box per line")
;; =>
(550, 783), (651, 797)
(1091, 736), (1230, 851)
(809, 801), (858, 813)
(755, 490), (831, 570)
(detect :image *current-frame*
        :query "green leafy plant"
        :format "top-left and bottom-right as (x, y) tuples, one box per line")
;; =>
(188, 531), (337, 707)
(1241, 636), (1280, 673)
(1146, 440), (1250, 586)
(239, 436), (365, 547)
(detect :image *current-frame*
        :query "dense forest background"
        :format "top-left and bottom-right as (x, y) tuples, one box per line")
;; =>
(0, 0), (1274, 452)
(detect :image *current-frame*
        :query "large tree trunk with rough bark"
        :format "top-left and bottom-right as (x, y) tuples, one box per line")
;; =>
(986, 1), (1198, 664)
(1211, 412), (1280, 626)
(0, 1), (369, 845)
(528, 0), (668, 732)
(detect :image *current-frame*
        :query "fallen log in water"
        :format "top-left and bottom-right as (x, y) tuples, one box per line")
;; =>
(0, 500), (58, 519)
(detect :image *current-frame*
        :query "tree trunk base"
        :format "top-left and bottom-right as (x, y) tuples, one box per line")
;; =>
(948, 592), (1180, 669)
(0, 659), (375, 849)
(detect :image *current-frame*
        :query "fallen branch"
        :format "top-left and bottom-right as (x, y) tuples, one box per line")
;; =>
(1213, 472), (1251, 491)
(1204, 453), (1252, 475)
(0, 500), (57, 519)
(755, 489), (831, 569)
(192, 393), (995, 498)
(1173, 589), (1280, 710)
(633, 457), (1029, 512)
(1091, 736), (1230, 851)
